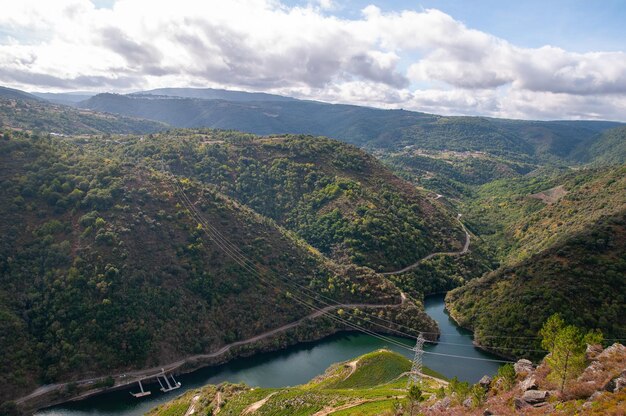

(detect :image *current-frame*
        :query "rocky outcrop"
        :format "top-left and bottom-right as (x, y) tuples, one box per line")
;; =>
(478, 375), (492, 390)
(514, 359), (534, 376)
(519, 376), (537, 392)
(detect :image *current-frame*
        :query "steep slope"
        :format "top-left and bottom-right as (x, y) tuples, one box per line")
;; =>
(128, 130), (464, 272)
(571, 126), (626, 165)
(0, 87), (166, 134)
(0, 133), (437, 408)
(446, 166), (626, 356)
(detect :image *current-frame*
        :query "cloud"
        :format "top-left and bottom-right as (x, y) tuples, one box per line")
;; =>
(0, 0), (624, 120)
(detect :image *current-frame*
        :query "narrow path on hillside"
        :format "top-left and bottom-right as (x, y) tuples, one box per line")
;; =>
(183, 394), (200, 416)
(380, 213), (470, 276)
(242, 392), (277, 415)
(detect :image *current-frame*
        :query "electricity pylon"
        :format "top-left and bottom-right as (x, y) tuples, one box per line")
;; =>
(407, 333), (425, 388)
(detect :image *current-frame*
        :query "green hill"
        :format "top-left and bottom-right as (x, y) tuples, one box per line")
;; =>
(1, 130), (447, 408)
(571, 126), (626, 165)
(446, 166), (626, 356)
(127, 130), (463, 272)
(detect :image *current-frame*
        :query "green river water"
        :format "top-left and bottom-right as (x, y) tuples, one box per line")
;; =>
(36, 294), (503, 416)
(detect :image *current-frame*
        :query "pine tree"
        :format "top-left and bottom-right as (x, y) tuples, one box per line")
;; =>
(541, 316), (604, 393)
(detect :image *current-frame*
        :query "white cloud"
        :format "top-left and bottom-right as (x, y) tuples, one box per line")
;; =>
(0, 0), (624, 120)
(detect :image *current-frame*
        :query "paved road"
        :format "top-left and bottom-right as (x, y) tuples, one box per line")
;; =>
(380, 213), (470, 276)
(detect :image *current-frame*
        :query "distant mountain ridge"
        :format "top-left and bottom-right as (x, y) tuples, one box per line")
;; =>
(77, 89), (624, 165)
(137, 87), (296, 102)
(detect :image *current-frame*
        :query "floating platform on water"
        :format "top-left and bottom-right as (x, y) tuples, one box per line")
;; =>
(130, 380), (151, 398)
(156, 369), (181, 393)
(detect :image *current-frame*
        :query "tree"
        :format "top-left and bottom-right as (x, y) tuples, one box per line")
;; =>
(470, 383), (487, 407)
(495, 363), (516, 390)
(539, 313), (565, 352)
(407, 384), (424, 416)
(541, 318), (604, 393)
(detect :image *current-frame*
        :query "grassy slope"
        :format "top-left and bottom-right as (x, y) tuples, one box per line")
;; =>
(0, 133), (440, 404)
(148, 345), (626, 416)
(146, 350), (446, 416)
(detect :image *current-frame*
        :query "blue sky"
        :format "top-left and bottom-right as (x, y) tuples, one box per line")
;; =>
(281, 0), (626, 52)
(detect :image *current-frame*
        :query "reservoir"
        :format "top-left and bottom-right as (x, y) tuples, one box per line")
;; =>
(37, 294), (503, 416)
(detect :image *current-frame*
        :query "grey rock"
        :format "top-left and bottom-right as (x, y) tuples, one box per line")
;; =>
(522, 389), (550, 404)
(514, 397), (529, 410)
(462, 397), (473, 408)
(586, 343), (603, 359)
(519, 376), (537, 391)
(514, 359), (534, 376)
(588, 391), (603, 402)
(603, 371), (626, 392)
(597, 343), (626, 361)
(479, 375), (492, 389)
(428, 396), (451, 411)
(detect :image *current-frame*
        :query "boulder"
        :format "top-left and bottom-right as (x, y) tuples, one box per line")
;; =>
(603, 371), (626, 393)
(586, 343), (603, 360)
(479, 375), (492, 390)
(519, 376), (537, 392)
(514, 359), (534, 376)
(522, 389), (550, 405)
(462, 397), (473, 408)
(514, 397), (530, 410)
(597, 343), (626, 361)
(428, 396), (451, 412)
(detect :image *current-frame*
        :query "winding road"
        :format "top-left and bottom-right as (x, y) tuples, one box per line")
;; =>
(381, 213), (470, 276)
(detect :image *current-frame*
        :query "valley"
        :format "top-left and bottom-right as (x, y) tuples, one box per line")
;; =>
(0, 85), (624, 416)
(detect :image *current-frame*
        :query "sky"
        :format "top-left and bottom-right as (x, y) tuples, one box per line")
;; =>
(1, 0), (625, 120)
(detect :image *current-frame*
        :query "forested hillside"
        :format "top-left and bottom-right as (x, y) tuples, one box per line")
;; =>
(446, 166), (626, 356)
(0, 129), (447, 406)
(127, 130), (463, 272)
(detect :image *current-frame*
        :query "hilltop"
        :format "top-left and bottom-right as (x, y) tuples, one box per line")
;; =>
(129, 130), (463, 272)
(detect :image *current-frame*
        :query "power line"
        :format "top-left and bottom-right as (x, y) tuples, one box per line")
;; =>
(158, 164), (519, 364)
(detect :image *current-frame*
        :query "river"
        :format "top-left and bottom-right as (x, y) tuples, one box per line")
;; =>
(36, 294), (503, 416)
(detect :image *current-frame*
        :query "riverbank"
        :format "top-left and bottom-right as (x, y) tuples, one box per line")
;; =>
(20, 296), (436, 415)
(443, 294), (518, 361)
(34, 295), (503, 416)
